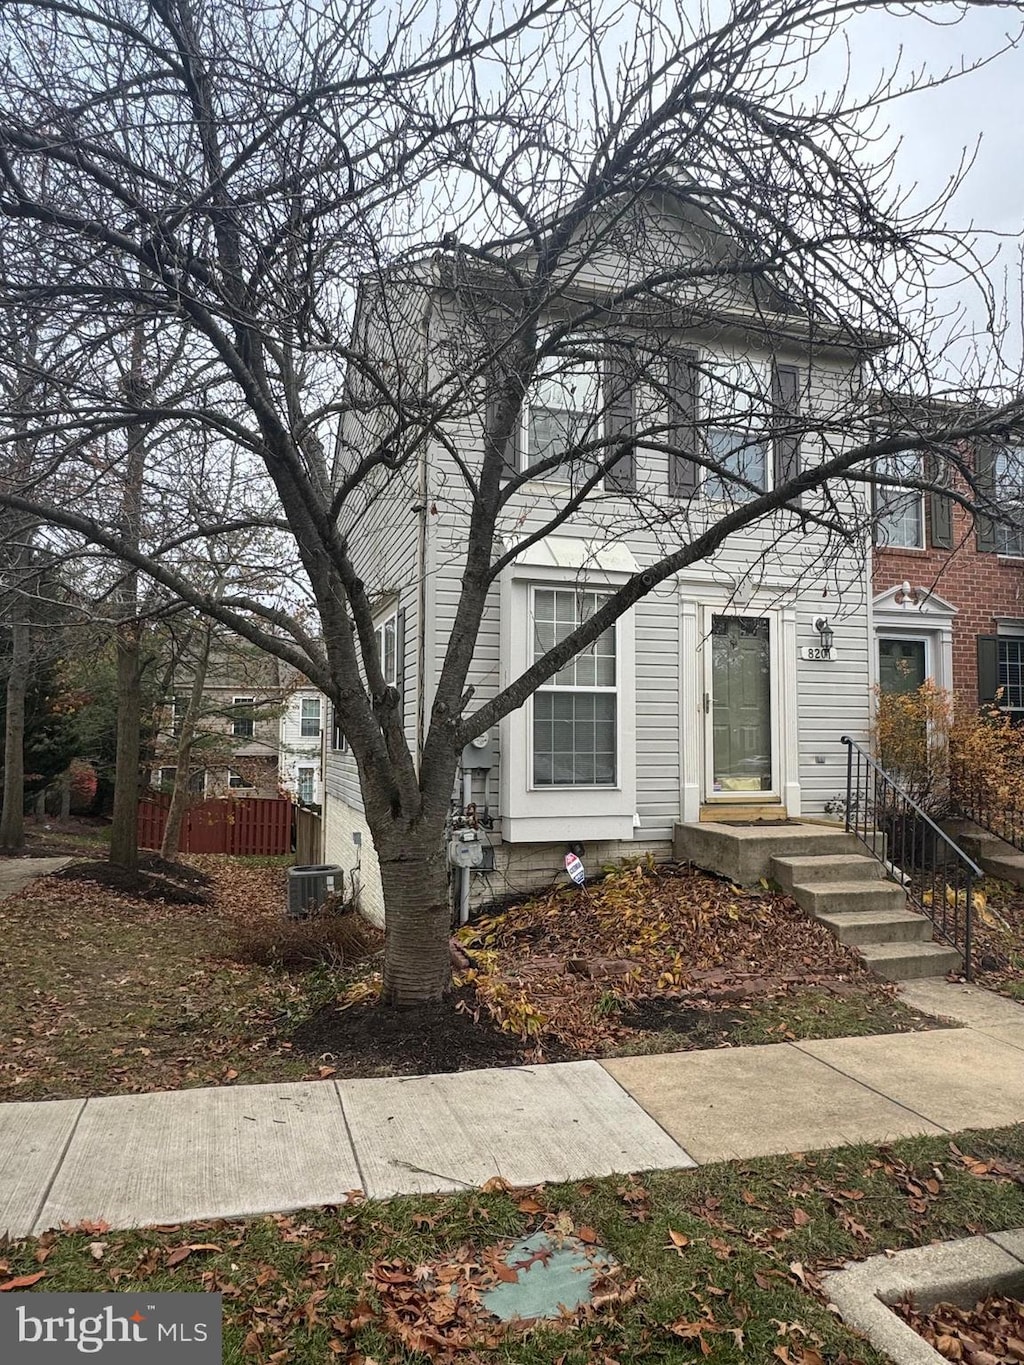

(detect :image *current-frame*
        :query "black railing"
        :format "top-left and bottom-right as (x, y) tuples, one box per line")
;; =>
(950, 761), (1024, 854)
(841, 736), (979, 978)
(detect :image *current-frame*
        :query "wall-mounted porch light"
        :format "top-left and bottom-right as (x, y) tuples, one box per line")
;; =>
(813, 616), (835, 653)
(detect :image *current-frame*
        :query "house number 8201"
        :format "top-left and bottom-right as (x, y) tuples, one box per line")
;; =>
(800, 646), (837, 661)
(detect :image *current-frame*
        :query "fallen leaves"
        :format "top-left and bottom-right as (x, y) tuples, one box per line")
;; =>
(895, 1290), (1024, 1364)
(0, 1271), (46, 1290)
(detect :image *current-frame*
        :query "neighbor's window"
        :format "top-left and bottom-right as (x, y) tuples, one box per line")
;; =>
(228, 769), (253, 789)
(159, 766), (177, 789)
(297, 766), (315, 804)
(170, 693), (188, 737)
(531, 588), (617, 786)
(525, 346), (602, 484)
(995, 448), (1024, 556)
(876, 452), (925, 549)
(231, 696), (255, 739)
(300, 696), (321, 738)
(702, 357), (771, 502)
(999, 637), (1024, 710)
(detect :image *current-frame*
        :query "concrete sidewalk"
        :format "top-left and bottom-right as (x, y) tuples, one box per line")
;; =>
(0, 855), (70, 900)
(2, 981), (1022, 1239)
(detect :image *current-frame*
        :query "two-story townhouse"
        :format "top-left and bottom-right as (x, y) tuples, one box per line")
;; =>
(872, 441), (1024, 710)
(322, 196), (881, 924)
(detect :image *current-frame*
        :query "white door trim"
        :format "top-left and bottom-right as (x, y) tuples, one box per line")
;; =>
(702, 607), (782, 805)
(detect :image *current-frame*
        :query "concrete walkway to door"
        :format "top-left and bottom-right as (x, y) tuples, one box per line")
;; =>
(2, 979), (1023, 1240)
(0, 856), (70, 901)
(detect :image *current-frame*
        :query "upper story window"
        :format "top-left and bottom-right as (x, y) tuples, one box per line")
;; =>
(876, 452), (925, 549)
(531, 588), (617, 787)
(300, 696), (321, 737)
(231, 697), (255, 739)
(524, 349), (602, 485)
(701, 358), (772, 503)
(375, 611), (398, 687)
(995, 448), (1024, 557)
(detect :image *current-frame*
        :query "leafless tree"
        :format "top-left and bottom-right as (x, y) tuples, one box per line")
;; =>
(1, 0), (1023, 1001)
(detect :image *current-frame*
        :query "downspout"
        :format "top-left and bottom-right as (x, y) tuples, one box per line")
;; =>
(416, 284), (435, 769)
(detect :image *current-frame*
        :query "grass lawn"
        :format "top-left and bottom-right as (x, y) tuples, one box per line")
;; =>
(1, 851), (946, 1099)
(0, 854), (349, 1101)
(3, 1126), (1024, 1362)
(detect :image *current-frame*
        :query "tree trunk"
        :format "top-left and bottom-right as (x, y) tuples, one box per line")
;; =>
(59, 770), (71, 821)
(160, 628), (212, 860)
(0, 621), (29, 852)
(378, 832), (453, 1005)
(108, 622), (142, 870)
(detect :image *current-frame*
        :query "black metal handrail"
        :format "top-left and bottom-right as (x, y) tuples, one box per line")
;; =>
(950, 760), (1024, 854)
(841, 736), (980, 978)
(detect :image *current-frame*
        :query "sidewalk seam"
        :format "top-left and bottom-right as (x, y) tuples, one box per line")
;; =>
(30, 1097), (88, 1235)
(594, 1061), (699, 1167)
(787, 1040), (953, 1135)
(333, 1082), (368, 1196)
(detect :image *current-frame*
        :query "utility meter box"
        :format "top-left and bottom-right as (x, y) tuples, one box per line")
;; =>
(448, 831), (484, 868)
(461, 731), (495, 771)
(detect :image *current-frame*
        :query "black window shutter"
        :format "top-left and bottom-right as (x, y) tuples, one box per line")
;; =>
(667, 350), (698, 497)
(331, 703), (345, 751)
(772, 362), (801, 507)
(486, 385), (520, 481)
(977, 634), (1000, 704)
(927, 452), (953, 549)
(975, 440), (998, 553)
(604, 350), (636, 493)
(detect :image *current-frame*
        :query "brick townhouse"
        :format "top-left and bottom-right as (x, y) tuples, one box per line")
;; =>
(872, 442), (1024, 711)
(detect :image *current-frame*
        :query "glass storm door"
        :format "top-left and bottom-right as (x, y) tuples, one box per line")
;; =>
(878, 638), (927, 695)
(708, 615), (774, 796)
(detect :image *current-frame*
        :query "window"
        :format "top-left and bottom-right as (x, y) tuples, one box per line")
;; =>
(170, 693), (188, 737)
(330, 704), (347, 752)
(159, 766), (177, 789)
(375, 612), (398, 686)
(524, 349), (602, 484)
(999, 638), (1024, 710)
(300, 696), (321, 738)
(228, 769), (253, 789)
(994, 448), (1024, 556)
(297, 766), (315, 804)
(231, 696), (255, 739)
(875, 452), (925, 549)
(531, 588), (616, 786)
(702, 358), (771, 502)
(878, 638), (927, 695)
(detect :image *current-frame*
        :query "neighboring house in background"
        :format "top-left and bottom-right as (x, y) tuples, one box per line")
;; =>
(154, 650), (326, 803)
(322, 195), (881, 924)
(872, 440), (1024, 709)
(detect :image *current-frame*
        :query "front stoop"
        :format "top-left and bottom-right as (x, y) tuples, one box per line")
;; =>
(947, 821), (1024, 887)
(772, 852), (961, 982)
(672, 822), (961, 980)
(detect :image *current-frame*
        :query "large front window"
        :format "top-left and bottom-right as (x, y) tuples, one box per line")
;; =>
(876, 453), (925, 548)
(525, 352), (601, 484)
(702, 358), (771, 502)
(531, 588), (616, 786)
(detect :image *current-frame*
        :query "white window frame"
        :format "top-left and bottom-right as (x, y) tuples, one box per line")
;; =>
(521, 338), (605, 487)
(997, 632), (1024, 712)
(499, 544), (637, 843)
(159, 766), (177, 789)
(297, 765), (316, 804)
(231, 696), (255, 739)
(228, 768), (254, 789)
(374, 610), (399, 687)
(528, 587), (618, 789)
(701, 355), (773, 504)
(994, 448), (1024, 558)
(299, 696), (321, 738)
(875, 452), (926, 550)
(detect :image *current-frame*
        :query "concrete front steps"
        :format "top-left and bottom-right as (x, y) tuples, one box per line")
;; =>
(674, 821), (962, 982)
(946, 820), (1024, 887)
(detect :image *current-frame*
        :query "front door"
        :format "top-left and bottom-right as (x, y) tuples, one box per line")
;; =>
(707, 614), (776, 799)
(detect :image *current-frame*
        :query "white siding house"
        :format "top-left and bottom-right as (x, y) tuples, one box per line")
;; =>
(323, 198), (875, 923)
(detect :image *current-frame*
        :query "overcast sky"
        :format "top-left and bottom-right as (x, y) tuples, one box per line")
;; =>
(806, 4), (1024, 372)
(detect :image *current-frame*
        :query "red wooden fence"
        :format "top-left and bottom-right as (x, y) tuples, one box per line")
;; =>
(137, 796), (294, 856)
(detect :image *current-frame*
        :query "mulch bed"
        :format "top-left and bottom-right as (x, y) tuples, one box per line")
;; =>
(895, 1290), (1024, 1362)
(290, 985), (526, 1075)
(53, 856), (213, 906)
